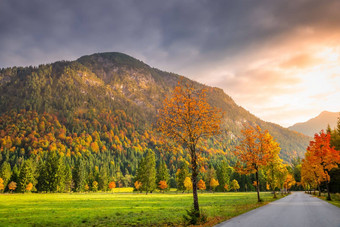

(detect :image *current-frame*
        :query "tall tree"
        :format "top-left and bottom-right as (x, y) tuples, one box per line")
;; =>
(136, 149), (156, 194)
(37, 152), (65, 192)
(235, 124), (274, 202)
(73, 158), (86, 192)
(216, 161), (230, 192)
(156, 160), (170, 190)
(305, 131), (340, 200)
(264, 138), (284, 198)
(176, 161), (189, 192)
(158, 80), (223, 214)
(18, 159), (35, 192)
(0, 161), (12, 189)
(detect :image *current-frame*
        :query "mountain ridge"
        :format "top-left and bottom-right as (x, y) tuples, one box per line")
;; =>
(288, 111), (339, 137)
(0, 52), (310, 161)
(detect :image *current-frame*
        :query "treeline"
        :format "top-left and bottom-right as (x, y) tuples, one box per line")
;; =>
(300, 119), (340, 197)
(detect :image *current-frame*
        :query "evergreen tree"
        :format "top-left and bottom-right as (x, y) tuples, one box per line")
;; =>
(136, 149), (156, 194)
(37, 152), (65, 192)
(156, 160), (170, 190)
(216, 161), (230, 192)
(98, 165), (109, 191)
(18, 159), (35, 192)
(64, 164), (73, 192)
(206, 164), (216, 190)
(73, 158), (86, 192)
(176, 161), (189, 192)
(0, 161), (12, 189)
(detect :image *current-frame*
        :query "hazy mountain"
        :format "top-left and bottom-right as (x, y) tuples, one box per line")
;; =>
(0, 52), (310, 161)
(288, 111), (339, 137)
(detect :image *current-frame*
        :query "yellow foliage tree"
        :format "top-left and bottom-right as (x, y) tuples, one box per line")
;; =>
(209, 178), (219, 192)
(184, 177), (193, 192)
(230, 179), (240, 192)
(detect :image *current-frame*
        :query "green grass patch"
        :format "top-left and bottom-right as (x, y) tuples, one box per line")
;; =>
(314, 192), (340, 208)
(0, 192), (280, 226)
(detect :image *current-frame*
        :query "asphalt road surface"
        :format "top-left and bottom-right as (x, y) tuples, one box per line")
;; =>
(216, 192), (340, 227)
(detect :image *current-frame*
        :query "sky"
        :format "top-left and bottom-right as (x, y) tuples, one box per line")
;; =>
(1, 0), (339, 127)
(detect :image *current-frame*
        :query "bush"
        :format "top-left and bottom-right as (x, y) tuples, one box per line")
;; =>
(183, 205), (207, 225)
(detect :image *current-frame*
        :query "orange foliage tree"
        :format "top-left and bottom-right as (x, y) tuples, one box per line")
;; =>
(0, 178), (4, 192)
(134, 181), (142, 193)
(109, 181), (116, 192)
(235, 124), (274, 202)
(197, 179), (206, 191)
(158, 180), (168, 192)
(26, 183), (33, 192)
(158, 80), (223, 214)
(304, 131), (340, 200)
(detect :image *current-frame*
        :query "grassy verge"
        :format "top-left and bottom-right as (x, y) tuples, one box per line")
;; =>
(313, 192), (340, 208)
(0, 192), (280, 226)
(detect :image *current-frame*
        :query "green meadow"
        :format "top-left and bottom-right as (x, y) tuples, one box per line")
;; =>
(0, 191), (279, 226)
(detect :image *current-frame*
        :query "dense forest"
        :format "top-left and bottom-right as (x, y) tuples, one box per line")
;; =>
(0, 52), (315, 193)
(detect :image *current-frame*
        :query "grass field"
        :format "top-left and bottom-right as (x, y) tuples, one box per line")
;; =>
(0, 191), (279, 226)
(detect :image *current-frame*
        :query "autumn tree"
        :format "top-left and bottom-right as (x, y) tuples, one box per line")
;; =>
(158, 180), (168, 192)
(264, 138), (285, 198)
(197, 179), (206, 191)
(134, 181), (142, 193)
(235, 124), (274, 202)
(230, 179), (240, 192)
(158, 80), (222, 214)
(8, 181), (17, 193)
(210, 178), (219, 192)
(0, 178), (4, 192)
(92, 181), (98, 192)
(26, 182), (33, 192)
(305, 131), (340, 200)
(184, 177), (193, 192)
(224, 183), (230, 192)
(109, 181), (116, 192)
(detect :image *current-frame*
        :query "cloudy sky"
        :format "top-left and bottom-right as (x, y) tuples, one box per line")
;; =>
(1, 0), (339, 127)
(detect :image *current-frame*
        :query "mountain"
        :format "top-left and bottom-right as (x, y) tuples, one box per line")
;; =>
(0, 52), (310, 165)
(288, 111), (339, 137)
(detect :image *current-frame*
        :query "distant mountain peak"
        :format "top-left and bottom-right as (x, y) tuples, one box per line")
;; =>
(288, 111), (339, 137)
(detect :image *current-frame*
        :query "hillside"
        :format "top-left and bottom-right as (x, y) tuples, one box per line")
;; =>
(289, 111), (339, 137)
(0, 52), (310, 166)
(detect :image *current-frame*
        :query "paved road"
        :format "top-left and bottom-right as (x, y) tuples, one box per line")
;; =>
(216, 192), (340, 227)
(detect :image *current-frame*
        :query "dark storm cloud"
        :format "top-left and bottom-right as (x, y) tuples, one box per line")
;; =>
(0, 0), (339, 69)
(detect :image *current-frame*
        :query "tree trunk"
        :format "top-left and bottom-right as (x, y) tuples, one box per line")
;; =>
(326, 182), (331, 201)
(318, 185), (321, 196)
(190, 147), (200, 216)
(255, 170), (261, 202)
(273, 190), (277, 198)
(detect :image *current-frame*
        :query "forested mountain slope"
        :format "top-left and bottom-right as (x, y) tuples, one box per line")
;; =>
(0, 52), (309, 168)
